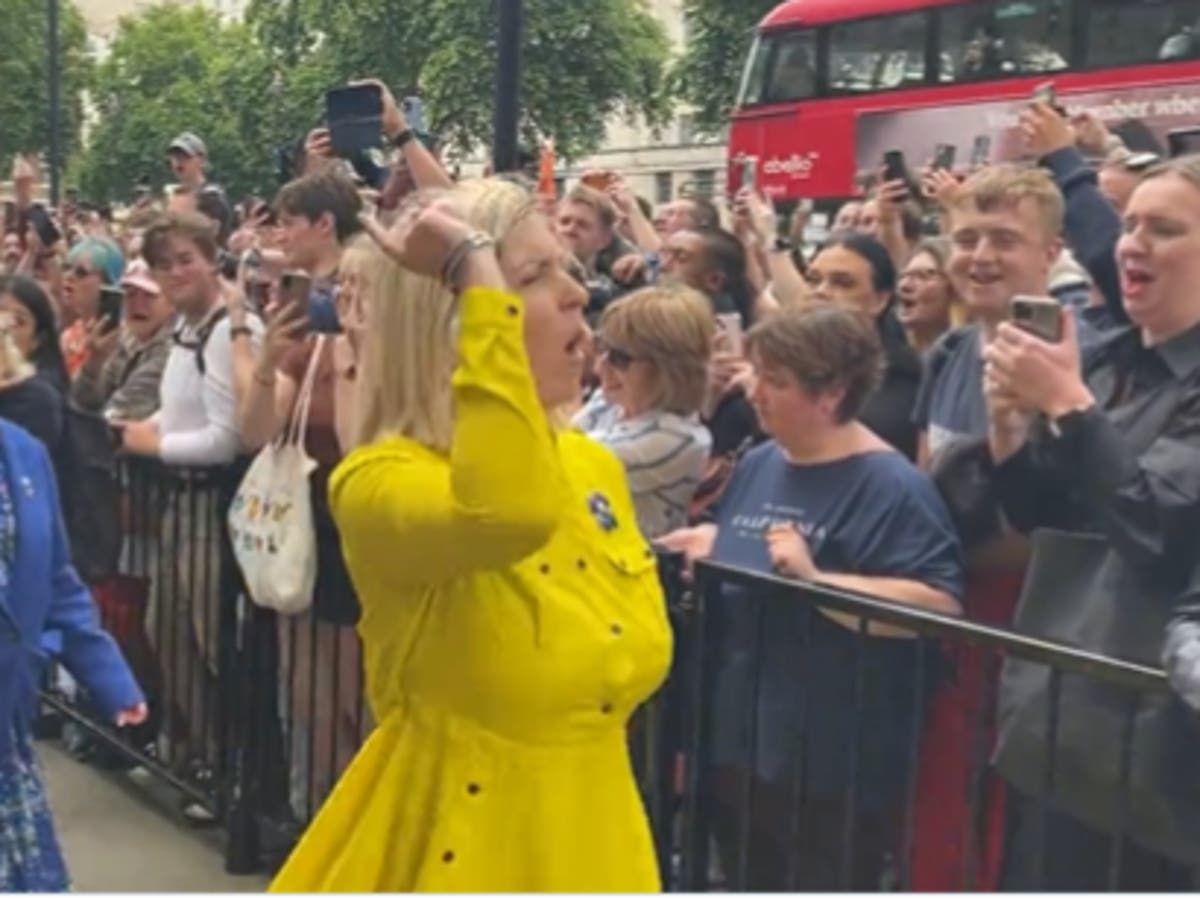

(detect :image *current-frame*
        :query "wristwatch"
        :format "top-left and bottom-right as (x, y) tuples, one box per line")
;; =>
(392, 129), (416, 150)
(770, 236), (794, 254)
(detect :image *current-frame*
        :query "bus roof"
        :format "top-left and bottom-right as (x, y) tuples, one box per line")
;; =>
(762, 0), (963, 30)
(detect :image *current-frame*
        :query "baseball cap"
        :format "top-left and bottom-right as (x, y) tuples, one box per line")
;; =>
(168, 132), (207, 158)
(120, 260), (161, 296)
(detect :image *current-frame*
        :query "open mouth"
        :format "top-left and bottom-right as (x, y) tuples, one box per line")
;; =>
(1120, 263), (1154, 296)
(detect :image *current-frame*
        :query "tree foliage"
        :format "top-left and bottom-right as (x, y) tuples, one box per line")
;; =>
(0, 0), (90, 171)
(246, 0), (675, 161)
(75, 3), (293, 202)
(670, 0), (777, 136)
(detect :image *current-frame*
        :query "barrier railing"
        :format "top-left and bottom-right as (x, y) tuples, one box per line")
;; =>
(38, 462), (1200, 889)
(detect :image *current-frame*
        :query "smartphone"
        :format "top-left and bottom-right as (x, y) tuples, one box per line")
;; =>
(1011, 294), (1062, 342)
(401, 96), (426, 133)
(741, 156), (758, 192)
(26, 205), (61, 248)
(280, 270), (313, 307)
(1032, 81), (1057, 106)
(970, 134), (992, 168)
(717, 312), (744, 357)
(882, 149), (911, 200)
(934, 143), (957, 171)
(98, 285), (123, 334)
(1168, 127), (1200, 158)
(325, 83), (384, 157)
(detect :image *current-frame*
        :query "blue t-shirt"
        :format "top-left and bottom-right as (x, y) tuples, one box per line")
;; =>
(707, 442), (964, 804)
(913, 324), (988, 460)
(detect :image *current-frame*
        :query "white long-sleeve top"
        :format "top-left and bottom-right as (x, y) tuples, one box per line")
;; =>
(153, 309), (263, 467)
(573, 392), (711, 539)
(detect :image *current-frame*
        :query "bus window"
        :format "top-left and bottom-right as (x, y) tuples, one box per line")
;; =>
(741, 29), (818, 105)
(1087, 0), (1200, 67)
(828, 10), (929, 93)
(942, 0), (1072, 82)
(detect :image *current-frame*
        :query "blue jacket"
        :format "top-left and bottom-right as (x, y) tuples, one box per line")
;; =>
(0, 420), (142, 755)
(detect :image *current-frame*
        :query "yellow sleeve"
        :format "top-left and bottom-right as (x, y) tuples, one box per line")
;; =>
(330, 287), (564, 586)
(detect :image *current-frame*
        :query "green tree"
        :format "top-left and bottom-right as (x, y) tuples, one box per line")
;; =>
(670, 0), (777, 136)
(246, 0), (674, 161)
(0, 0), (91, 170)
(76, 3), (294, 202)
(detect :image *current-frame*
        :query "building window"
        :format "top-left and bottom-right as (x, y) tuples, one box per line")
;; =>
(692, 169), (716, 198)
(654, 172), (673, 204)
(677, 114), (695, 146)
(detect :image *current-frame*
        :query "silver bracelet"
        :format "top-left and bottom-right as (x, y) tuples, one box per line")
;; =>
(441, 233), (497, 291)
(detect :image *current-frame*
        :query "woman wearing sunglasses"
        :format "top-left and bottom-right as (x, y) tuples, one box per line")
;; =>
(574, 284), (714, 539)
(60, 238), (124, 378)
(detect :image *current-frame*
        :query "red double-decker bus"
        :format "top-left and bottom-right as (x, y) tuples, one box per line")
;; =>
(729, 0), (1200, 205)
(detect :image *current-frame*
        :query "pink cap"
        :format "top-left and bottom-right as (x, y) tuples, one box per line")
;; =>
(120, 260), (161, 296)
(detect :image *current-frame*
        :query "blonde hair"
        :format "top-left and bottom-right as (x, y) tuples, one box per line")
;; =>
(910, 237), (967, 328)
(950, 164), (1064, 240)
(597, 285), (715, 416)
(1141, 153), (1200, 191)
(565, 185), (618, 231)
(352, 178), (538, 451)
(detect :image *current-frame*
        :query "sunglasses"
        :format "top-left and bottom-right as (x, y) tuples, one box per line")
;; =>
(595, 337), (637, 371)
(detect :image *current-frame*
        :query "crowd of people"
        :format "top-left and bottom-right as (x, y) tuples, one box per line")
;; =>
(2, 66), (1200, 892)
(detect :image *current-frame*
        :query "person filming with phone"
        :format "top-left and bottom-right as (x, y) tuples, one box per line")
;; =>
(978, 154), (1200, 890)
(70, 260), (174, 422)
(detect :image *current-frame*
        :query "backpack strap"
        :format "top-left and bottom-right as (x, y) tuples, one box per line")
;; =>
(173, 306), (230, 377)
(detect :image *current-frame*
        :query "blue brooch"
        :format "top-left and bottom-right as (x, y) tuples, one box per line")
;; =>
(588, 492), (618, 532)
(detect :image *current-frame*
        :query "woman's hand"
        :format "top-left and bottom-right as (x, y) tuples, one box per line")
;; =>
(656, 524), (717, 581)
(983, 311), (1094, 420)
(259, 299), (307, 373)
(766, 523), (818, 580)
(302, 127), (336, 175)
(83, 317), (121, 367)
(734, 187), (777, 249)
(359, 200), (502, 290)
(115, 703), (148, 727)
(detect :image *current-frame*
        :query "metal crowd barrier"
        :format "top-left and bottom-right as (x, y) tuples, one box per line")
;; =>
(36, 463), (1200, 888)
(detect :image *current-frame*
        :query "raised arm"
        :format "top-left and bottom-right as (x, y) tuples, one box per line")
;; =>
(330, 206), (566, 586)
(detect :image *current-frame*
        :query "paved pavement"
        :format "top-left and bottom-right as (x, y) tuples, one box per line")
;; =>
(39, 741), (269, 892)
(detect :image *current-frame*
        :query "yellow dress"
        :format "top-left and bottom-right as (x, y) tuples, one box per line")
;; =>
(270, 287), (672, 893)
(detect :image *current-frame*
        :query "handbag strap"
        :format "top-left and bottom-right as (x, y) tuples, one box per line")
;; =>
(282, 336), (326, 449)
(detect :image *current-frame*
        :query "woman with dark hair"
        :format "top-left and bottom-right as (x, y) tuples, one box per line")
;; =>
(806, 232), (924, 459)
(0, 276), (70, 392)
(661, 303), (962, 890)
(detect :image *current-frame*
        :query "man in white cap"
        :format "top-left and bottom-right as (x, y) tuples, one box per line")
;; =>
(167, 132), (210, 194)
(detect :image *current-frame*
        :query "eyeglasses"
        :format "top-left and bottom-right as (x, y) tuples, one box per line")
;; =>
(594, 337), (638, 371)
(68, 264), (98, 279)
(898, 267), (942, 283)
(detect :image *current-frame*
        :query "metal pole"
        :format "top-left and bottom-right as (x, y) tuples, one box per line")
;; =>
(491, 0), (523, 174)
(47, 0), (61, 207)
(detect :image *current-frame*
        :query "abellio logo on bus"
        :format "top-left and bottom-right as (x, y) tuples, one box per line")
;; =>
(763, 152), (819, 179)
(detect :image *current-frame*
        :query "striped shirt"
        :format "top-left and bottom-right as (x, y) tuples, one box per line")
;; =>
(574, 393), (711, 539)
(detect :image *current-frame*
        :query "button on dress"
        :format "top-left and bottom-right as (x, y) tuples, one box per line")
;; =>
(270, 287), (672, 892)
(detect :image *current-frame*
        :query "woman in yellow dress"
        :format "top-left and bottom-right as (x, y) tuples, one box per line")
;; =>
(270, 179), (672, 892)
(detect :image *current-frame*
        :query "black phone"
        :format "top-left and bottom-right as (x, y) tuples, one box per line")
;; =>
(934, 143), (957, 171)
(1168, 127), (1200, 158)
(98, 285), (123, 333)
(325, 84), (384, 157)
(26, 205), (61, 248)
(882, 149), (911, 200)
